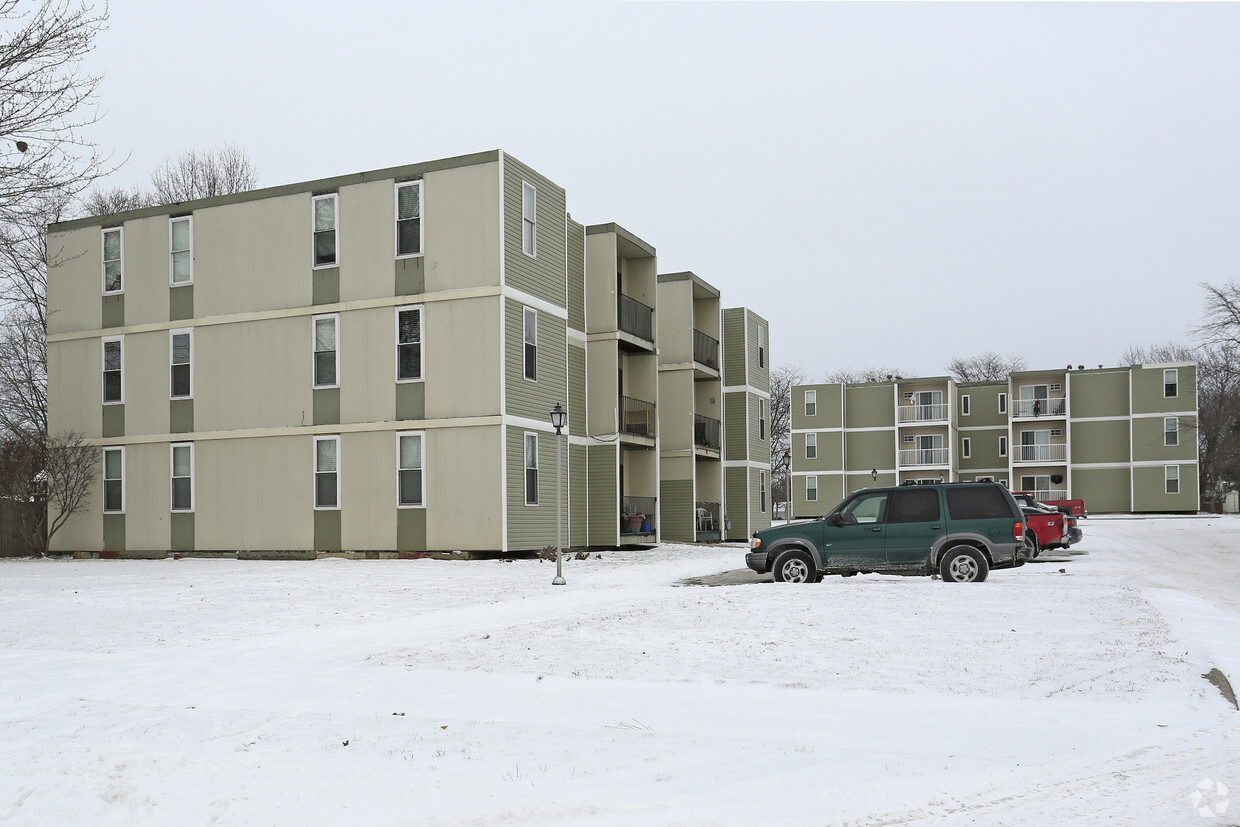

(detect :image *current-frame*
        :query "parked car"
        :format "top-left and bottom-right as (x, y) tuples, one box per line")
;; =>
(1016, 491), (1088, 518)
(1013, 492), (1084, 552)
(746, 481), (1028, 584)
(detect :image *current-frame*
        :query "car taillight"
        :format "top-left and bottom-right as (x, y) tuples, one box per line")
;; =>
(1013, 521), (1024, 541)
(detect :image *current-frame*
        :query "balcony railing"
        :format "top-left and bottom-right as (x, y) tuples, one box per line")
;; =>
(694, 414), (721, 450)
(621, 395), (656, 438)
(1026, 489), (1069, 501)
(898, 403), (949, 423)
(1014, 398), (1066, 418)
(692, 329), (719, 370)
(899, 447), (950, 466)
(622, 496), (657, 535)
(1017, 444), (1067, 463)
(618, 294), (654, 342)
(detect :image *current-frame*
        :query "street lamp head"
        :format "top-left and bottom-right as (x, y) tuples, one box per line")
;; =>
(550, 402), (567, 434)
(871, 468), (878, 482)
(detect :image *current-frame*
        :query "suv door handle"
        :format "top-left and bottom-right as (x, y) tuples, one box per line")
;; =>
(931, 525), (941, 529)
(868, 527), (882, 533)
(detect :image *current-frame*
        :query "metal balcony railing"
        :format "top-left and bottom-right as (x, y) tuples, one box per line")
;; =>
(621, 395), (656, 437)
(618, 294), (654, 342)
(1014, 398), (1066, 418)
(898, 403), (949, 423)
(1027, 489), (1069, 501)
(694, 414), (721, 450)
(899, 447), (950, 466)
(1017, 444), (1068, 463)
(692, 329), (719, 369)
(622, 496), (657, 535)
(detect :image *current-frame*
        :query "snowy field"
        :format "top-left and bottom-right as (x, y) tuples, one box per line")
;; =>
(2, 517), (1239, 826)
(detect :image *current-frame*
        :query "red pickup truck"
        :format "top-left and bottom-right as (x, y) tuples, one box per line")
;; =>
(1033, 495), (1087, 518)
(1013, 492), (1084, 554)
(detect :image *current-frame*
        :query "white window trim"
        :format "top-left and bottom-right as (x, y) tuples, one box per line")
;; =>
(1164, 368), (1179, 398)
(757, 325), (767, 369)
(1165, 464), (1180, 494)
(314, 435), (341, 511)
(102, 227), (123, 295)
(524, 431), (539, 506)
(169, 216), (193, 286)
(760, 471), (767, 513)
(102, 446), (125, 514)
(102, 335), (124, 405)
(395, 305), (425, 384)
(759, 398), (767, 441)
(1164, 416), (1179, 446)
(998, 393), (1007, 414)
(804, 390), (816, 417)
(397, 430), (426, 509)
(395, 181), (424, 259)
(806, 474), (818, 502)
(805, 432), (817, 460)
(312, 193), (339, 269)
(522, 181), (537, 258)
(312, 313), (340, 389)
(962, 437), (971, 459)
(170, 442), (194, 513)
(170, 328), (193, 400)
(523, 306), (538, 382)
(999, 435), (1008, 457)
(961, 394), (970, 416)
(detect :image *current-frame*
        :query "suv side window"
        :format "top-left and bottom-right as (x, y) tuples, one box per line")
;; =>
(841, 491), (888, 524)
(889, 488), (941, 523)
(946, 486), (1012, 520)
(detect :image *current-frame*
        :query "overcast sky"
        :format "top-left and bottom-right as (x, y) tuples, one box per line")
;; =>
(82, 1), (1240, 380)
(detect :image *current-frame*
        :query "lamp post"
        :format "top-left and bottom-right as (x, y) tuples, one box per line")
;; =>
(550, 403), (567, 586)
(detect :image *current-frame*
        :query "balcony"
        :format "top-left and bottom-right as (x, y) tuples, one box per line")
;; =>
(694, 414), (721, 451)
(1016, 444), (1067, 463)
(618, 294), (654, 344)
(621, 496), (657, 537)
(621, 395), (656, 438)
(692, 329), (719, 371)
(695, 500), (721, 542)
(898, 403), (949, 423)
(1013, 398), (1066, 418)
(1025, 489), (1069, 501)
(899, 447), (950, 466)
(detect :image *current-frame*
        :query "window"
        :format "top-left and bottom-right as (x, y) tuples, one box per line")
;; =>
(170, 217), (192, 284)
(1165, 465), (1180, 494)
(757, 325), (766, 368)
(1021, 475), (1051, 494)
(805, 433), (817, 459)
(946, 486), (1011, 520)
(103, 447), (124, 513)
(523, 307), (537, 381)
(522, 182), (536, 256)
(171, 442), (193, 512)
(170, 329), (192, 399)
(396, 306), (423, 381)
(1164, 416), (1178, 447)
(804, 390), (816, 417)
(397, 432), (425, 507)
(102, 336), (123, 404)
(999, 435), (1008, 457)
(1164, 369), (1178, 398)
(961, 395), (970, 416)
(102, 227), (123, 293)
(396, 181), (422, 257)
(760, 471), (767, 513)
(998, 393), (1007, 414)
(841, 491), (888, 523)
(313, 194), (337, 267)
(524, 433), (538, 505)
(313, 314), (338, 388)
(759, 399), (766, 440)
(806, 475), (818, 502)
(314, 436), (339, 509)
(962, 437), (971, 459)
(889, 488), (941, 523)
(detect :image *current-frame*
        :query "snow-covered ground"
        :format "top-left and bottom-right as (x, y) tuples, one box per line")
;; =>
(2, 517), (1238, 825)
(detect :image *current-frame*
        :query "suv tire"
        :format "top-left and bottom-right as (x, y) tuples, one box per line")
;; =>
(939, 545), (989, 583)
(1026, 534), (1040, 559)
(773, 549), (815, 583)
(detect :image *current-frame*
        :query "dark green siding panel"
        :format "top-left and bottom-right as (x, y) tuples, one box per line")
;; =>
(845, 385), (895, 427)
(397, 508), (427, 551)
(169, 285), (193, 321)
(587, 444), (617, 546)
(746, 313), (770, 393)
(103, 513), (125, 551)
(170, 399), (193, 433)
(1132, 364), (1196, 415)
(660, 478), (695, 542)
(171, 513), (194, 552)
(102, 294), (124, 328)
(1071, 420), (1130, 464)
(313, 387), (340, 425)
(792, 430), (842, 473)
(102, 405), (124, 438)
(721, 309), (747, 387)
(749, 395), (771, 465)
(959, 384), (1008, 428)
(567, 219), (586, 332)
(1073, 468), (1131, 513)
(570, 443), (587, 547)
(845, 430), (895, 472)
(1133, 464), (1199, 512)
(568, 344), (586, 436)
(750, 468), (771, 533)
(724, 467), (748, 540)
(506, 425), (565, 553)
(1132, 415), (1198, 462)
(314, 510), (341, 551)
(723, 393), (747, 460)
(794, 473), (844, 519)
(793, 384), (842, 430)
(395, 256), (425, 297)
(1071, 371), (1130, 418)
(958, 427), (1006, 471)
(312, 267), (340, 305)
(503, 155), (567, 308)
(504, 299), (567, 423)
(396, 382), (425, 421)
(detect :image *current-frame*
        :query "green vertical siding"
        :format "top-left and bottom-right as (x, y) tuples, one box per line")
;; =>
(721, 309), (747, 387)
(750, 467), (770, 532)
(567, 219), (586, 332)
(1132, 364), (1196, 415)
(570, 442), (587, 547)
(958, 383), (1007, 427)
(750, 394), (771, 465)
(793, 384), (842, 430)
(748, 313), (770, 393)
(794, 472), (844, 518)
(1133, 463), (1199, 512)
(845, 430), (895, 472)
(793, 430), (842, 472)
(845, 385), (895, 427)
(958, 426), (1006, 471)
(1132, 415), (1198, 462)
(505, 425), (567, 553)
(504, 299), (567, 422)
(1071, 420), (1130, 464)
(568, 343), (586, 436)
(1073, 468), (1131, 513)
(724, 393), (748, 460)
(1070, 371), (1130, 418)
(587, 444), (617, 546)
(660, 478), (695, 542)
(724, 466), (748, 539)
(502, 155), (567, 308)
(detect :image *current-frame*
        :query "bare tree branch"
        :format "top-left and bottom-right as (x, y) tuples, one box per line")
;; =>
(825, 367), (910, 384)
(1196, 281), (1240, 350)
(945, 352), (1028, 383)
(44, 429), (96, 546)
(148, 143), (259, 204)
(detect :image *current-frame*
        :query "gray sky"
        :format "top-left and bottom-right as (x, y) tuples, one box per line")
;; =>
(84, 1), (1240, 380)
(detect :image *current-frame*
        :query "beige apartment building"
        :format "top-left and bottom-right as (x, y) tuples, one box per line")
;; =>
(46, 150), (770, 557)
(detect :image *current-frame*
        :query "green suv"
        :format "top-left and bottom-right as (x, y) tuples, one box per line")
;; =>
(746, 482), (1028, 583)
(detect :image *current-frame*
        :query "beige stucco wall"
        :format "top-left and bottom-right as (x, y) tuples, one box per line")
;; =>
(121, 216), (172, 326)
(195, 316), (313, 432)
(425, 295), (501, 419)
(424, 161), (502, 292)
(123, 330), (171, 436)
(196, 435), (314, 550)
(338, 180), (397, 302)
(339, 429), (398, 549)
(47, 336), (101, 437)
(46, 226), (100, 336)
(656, 280), (692, 363)
(124, 441), (170, 551)
(585, 233), (617, 334)
(426, 425), (503, 550)
(340, 306), (397, 423)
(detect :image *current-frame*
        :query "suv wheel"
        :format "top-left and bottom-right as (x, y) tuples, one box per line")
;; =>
(1026, 534), (1040, 559)
(773, 549), (815, 583)
(939, 546), (989, 583)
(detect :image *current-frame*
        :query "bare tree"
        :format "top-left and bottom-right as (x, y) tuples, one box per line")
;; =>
(769, 363), (808, 512)
(44, 430), (97, 551)
(825, 367), (910, 384)
(79, 183), (150, 216)
(0, 311), (47, 438)
(1118, 342), (1196, 366)
(148, 144), (259, 204)
(0, 1), (113, 223)
(1197, 281), (1240, 350)
(946, 352), (1028, 383)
